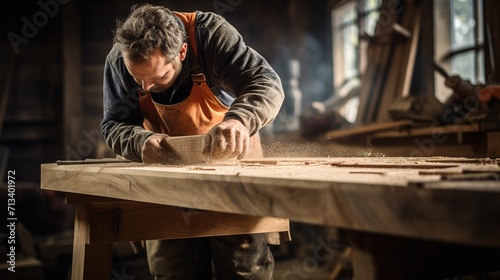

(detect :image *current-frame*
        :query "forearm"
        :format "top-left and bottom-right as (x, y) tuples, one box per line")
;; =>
(200, 13), (285, 134)
(224, 75), (284, 135)
(101, 120), (154, 162)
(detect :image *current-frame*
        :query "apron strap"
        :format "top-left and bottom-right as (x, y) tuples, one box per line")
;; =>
(173, 12), (207, 85)
(173, 12), (198, 60)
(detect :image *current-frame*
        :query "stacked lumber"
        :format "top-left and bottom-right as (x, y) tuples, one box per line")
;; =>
(356, 0), (422, 124)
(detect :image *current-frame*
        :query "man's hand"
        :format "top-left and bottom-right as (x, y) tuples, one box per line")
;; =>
(141, 133), (182, 164)
(203, 119), (249, 160)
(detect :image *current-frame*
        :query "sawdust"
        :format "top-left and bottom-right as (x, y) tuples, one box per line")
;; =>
(240, 239), (250, 249)
(187, 166), (216, 171)
(261, 138), (386, 158)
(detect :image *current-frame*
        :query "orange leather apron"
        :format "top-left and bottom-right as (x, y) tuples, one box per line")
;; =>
(138, 12), (263, 158)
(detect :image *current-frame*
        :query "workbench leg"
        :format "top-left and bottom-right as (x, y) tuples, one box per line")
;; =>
(487, 132), (500, 157)
(71, 204), (113, 280)
(345, 230), (419, 280)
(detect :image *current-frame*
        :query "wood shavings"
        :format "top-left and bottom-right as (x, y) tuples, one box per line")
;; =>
(187, 166), (216, 171)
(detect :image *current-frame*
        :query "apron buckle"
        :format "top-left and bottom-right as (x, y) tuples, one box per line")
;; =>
(137, 88), (148, 97)
(191, 73), (206, 86)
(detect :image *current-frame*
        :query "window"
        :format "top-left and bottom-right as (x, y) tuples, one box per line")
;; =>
(434, 0), (484, 102)
(330, 0), (485, 122)
(331, 0), (381, 123)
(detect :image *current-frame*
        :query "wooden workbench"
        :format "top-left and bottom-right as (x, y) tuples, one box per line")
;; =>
(41, 157), (500, 279)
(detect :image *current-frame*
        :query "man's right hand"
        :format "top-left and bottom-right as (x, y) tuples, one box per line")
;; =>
(141, 133), (181, 164)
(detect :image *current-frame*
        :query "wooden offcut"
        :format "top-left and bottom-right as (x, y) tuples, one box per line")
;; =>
(162, 134), (209, 163)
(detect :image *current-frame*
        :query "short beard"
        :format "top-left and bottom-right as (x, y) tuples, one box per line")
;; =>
(149, 58), (182, 93)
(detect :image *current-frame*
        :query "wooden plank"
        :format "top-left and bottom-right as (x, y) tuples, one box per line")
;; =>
(371, 123), (500, 138)
(356, 0), (400, 123)
(322, 120), (412, 140)
(376, 0), (421, 122)
(414, 0), (435, 101)
(360, 42), (392, 123)
(41, 157), (500, 247)
(84, 201), (289, 244)
(162, 135), (208, 163)
(399, 3), (421, 98)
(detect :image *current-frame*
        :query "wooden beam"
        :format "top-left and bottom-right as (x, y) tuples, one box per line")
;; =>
(356, 0), (400, 123)
(65, 193), (122, 204)
(376, 0), (421, 122)
(322, 120), (413, 140)
(371, 122), (500, 138)
(81, 201), (290, 244)
(415, 0), (436, 100)
(399, 3), (421, 98)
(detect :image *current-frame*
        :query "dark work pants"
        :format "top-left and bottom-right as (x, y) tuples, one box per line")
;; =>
(145, 233), (274, 280)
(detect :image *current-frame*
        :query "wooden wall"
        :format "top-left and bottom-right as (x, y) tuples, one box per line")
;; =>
(1, 1), (64, 182)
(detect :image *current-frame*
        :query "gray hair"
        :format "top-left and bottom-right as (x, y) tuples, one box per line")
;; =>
(113, 4), (186, 63)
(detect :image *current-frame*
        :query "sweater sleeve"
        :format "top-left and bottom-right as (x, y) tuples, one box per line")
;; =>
(197, 12), (285, 135)
(100, 47), (154, 162)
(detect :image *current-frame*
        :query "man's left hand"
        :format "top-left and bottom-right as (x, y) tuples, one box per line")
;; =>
(203, 119), (249, 160)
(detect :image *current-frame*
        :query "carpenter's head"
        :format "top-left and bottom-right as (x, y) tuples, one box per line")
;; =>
(114, 4), (187, 92)
(114, 4), (186, 62)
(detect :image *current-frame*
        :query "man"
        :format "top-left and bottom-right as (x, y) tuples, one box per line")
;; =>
(101, 4), (285, 279)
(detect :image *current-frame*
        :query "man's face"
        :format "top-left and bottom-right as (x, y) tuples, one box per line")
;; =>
(124, 45), (187, 93)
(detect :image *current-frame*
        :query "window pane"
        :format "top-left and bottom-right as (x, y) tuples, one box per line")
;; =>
(343, 9), (359, 79)
(452, 51), (476, 83)
(451, 0), (475, 50)
(478, 49), (485, 83)
(342, 96), (359, 123)
(365, 0), (381, 36)
(450, 0), (484, 83)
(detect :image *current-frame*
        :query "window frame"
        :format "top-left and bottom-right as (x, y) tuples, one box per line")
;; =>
(433, 0), (484, 102)
(331, 0), (382, 123)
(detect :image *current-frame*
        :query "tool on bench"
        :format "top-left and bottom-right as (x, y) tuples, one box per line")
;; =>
(432, 61), (482, 100)
(56, 158), (132, 165)
(432, 61), (489, 124)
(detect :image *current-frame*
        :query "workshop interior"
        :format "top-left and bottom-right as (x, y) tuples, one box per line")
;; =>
(1, 0), (500, 279)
